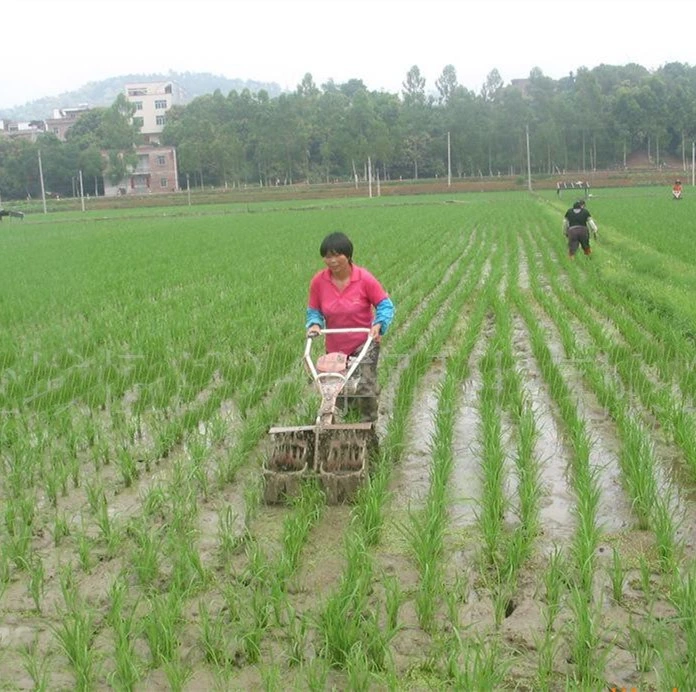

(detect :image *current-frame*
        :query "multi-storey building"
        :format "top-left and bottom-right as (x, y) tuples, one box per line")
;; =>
(44, 105), (91, 141)
(0, 119), (46, 142)
(103, 145), (179, 197)
(125, 80), (186, 144)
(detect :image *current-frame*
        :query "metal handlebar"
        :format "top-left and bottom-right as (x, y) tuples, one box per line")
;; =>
(304, 328), (373, 383)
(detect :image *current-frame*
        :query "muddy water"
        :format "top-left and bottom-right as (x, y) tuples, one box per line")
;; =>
(450, 369), (484, 530)
(512, 312), (635, 540)
(388, 359), (446, 508)
(512, 315), (575, 542)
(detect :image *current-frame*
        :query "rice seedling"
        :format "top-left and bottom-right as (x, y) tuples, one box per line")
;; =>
(608, 546), (625, 604)
(284, 603), (309, 667)
(52, 575), (98, 690)
(108, 604), (142, 689)
(240, 589), (269, 665)
(383, 573), (402, 633)
(50, 511), (70, 546)
(628, 617), (656, 673)
(542, 547), (566, 631)
(345, 642), (372, 691)
(116, 444), (138, 488)
(567, 585), (604, 686)
(198, 600), (237, 668)
(141, 590), (184, 667)
(303, 658), (330, 691)
(443, 630), (507, 690)
(27, 554), (44, 612)
(162, 652), (193, 692)
(5, 192), (696, 687)
(20, 638), (51, 692)
(76, 526), (93, 574)
(128, 520), (162, 589)
(217, 504), (242, 563)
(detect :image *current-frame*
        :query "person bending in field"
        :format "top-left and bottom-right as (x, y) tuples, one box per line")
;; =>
(563, 199), (598, 259)
(0, 208), (24, 221)
(306, 231), (394, 422)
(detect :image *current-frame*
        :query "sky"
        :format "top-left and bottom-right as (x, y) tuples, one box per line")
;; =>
(1, 0), (695, 110)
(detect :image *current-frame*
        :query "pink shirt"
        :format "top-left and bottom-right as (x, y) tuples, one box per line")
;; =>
(308, 265), (388, 354)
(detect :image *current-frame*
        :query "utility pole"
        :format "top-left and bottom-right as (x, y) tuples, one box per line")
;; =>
(526, 124), (533, 192)
(79, 169), (85, 212)
(447, 131), (452, 188)
(38, 150), (48, 214)
(692, 141), (695, 187)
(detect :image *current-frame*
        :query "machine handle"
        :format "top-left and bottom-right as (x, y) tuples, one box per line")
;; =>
(304, 328), (373, 382)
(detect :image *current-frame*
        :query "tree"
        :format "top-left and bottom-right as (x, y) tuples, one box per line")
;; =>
(402, 65), (426, 107)
(435, 64), (458, 105)
(481, 69), (504, 103)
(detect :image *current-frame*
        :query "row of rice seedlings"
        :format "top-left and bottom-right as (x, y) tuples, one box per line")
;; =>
(156, 212), (476, 673)
(316, 228), (495, 679)
(378, 223), (484, 384)
(38, 227), (473, 684)
(528, 231), (679, 563)
(435, 214), (534, 689)
(227, 484), (325, 671)
(402, 279), (490, 632)
(477, 316), (507, 574)
(513, 287), (605, 686)
(38, 435), (207, 683)
(581, 232), (696, 400)
(353, 225), (492, 546)
(526, 224), (696, 682)
(51, 564), (99, 691)
(491, 264), (544, 601)
(499, 246), (542, 559)
(572, 287), (696, 484)
(537, 227), (696, 486)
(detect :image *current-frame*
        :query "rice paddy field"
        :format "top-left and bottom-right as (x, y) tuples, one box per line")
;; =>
(1, 186), (696, 690)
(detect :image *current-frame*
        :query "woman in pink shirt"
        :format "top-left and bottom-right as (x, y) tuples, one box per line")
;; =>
(306, 232), (394, 421)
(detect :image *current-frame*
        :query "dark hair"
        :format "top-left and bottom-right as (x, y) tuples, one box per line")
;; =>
(574, 200), (585, 208)
(320, 232), (353, 260)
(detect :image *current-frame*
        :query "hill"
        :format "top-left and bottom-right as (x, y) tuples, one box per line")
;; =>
(0, 71), (283, 120)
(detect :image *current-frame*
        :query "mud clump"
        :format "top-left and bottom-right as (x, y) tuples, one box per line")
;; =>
(269, 453), (305, 472)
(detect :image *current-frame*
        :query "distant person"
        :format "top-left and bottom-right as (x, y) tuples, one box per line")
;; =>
(0, 208), (24, 221)
(563, 199), (598, 259)
(672, 180), (683, 200)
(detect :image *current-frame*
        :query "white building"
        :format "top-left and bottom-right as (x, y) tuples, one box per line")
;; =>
(125, 81), (186, 144)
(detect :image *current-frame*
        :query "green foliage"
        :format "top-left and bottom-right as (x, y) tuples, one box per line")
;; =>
(4, 61), (696, 199)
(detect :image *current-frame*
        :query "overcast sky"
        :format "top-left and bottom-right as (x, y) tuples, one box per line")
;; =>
(1, 0), (694, 110)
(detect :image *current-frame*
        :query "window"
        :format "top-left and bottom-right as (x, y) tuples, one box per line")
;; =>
(160, 178), (168, 188)
(155, 99), (167, 109)
(127, 88), (147, 96)
(156, 115), (166, 126)
(157, 155), (166, 165)
(133, 101), (143, 110)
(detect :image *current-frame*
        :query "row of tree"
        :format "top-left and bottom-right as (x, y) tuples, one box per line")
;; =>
(2, 62), (696, 199)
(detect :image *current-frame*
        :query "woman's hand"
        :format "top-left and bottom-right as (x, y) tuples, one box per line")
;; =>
(370, 323), (382, 341)
(307, 324), (322, 338)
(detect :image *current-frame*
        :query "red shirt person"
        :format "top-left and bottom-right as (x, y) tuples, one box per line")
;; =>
(305, 232), (394, 422)
(306, 232), (394, 355)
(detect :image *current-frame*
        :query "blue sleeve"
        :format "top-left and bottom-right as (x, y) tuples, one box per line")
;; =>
(374, 297), (394, 335)
(305, 307), (325, 329)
